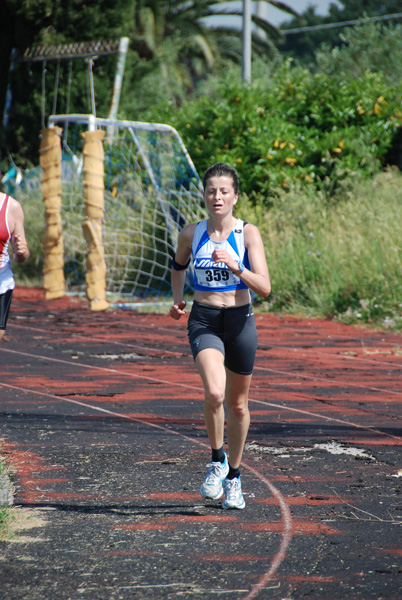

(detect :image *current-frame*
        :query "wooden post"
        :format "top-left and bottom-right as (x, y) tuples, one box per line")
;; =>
(81, 129), (110, 311)
(40, 126), (65, 300)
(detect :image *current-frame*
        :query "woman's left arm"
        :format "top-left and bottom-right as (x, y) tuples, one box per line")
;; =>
(212, 224), (271, 298)
(239, 224), (271, 297)
(9, 198), (30, 263)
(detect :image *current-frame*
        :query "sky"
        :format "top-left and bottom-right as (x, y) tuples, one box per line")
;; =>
(264, 1), (342, 26)
(209, 1), (342, 28)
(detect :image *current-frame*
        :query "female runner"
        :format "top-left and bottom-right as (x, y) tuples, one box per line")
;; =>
(169, 163), (270, 509)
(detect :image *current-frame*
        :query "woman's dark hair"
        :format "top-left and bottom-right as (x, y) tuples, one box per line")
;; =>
(202, 163), (240, 195)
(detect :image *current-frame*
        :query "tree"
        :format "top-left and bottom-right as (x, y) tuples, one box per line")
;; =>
(0, 0), (134, 167)
(279, 0), (402, 65)
(315, 21), (402, 85)
(122, 1), (299, 112)
(1, 0), (299, 166)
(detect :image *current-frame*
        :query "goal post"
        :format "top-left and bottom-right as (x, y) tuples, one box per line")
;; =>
(39, 125), (65, 300)
(81, 128), (110, 311)
(44, 114), (206, 307)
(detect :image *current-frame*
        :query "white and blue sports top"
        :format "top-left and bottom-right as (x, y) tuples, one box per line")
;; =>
(191, 218), (250, 292)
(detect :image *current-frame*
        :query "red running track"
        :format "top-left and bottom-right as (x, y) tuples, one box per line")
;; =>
(1, 287), (401, 600)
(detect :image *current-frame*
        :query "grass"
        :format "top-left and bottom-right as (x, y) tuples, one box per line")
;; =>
(0, 445), (13, 540)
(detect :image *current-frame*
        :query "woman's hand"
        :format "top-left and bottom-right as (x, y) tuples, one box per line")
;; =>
(211, 249), (239, 273)
(169, 300), (187, 320)
(12, 233), (30, 263)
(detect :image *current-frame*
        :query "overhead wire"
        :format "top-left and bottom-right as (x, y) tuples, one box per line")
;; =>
(282, 11), (402, 35)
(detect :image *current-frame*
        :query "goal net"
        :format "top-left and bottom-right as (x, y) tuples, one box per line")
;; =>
(48, 114), (206, 303)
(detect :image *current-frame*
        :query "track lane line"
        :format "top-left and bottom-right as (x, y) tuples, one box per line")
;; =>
(6, 324), (402, 396)
(9, 323), (184, 357)
(3, 344), (402, 398)
(2, 347), (401, 442)
(253, 365), (402, 396)
(9, 322), (402, 368)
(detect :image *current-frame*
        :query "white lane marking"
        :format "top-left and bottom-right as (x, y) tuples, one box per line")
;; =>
(9, 320), (402, 368)
(1, 346), (401, 441)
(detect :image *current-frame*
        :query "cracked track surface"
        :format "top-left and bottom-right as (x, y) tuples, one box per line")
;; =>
(0, 287), (401, 599)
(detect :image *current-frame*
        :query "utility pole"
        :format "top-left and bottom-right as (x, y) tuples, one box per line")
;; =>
(242, 0), (252, 83)
(107, 37), (129, 143)
(256, 1), (267, 41)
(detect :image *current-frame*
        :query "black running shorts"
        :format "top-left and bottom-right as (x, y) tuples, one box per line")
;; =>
(0, 289), (13, 330)
(187, 301), (258, 375)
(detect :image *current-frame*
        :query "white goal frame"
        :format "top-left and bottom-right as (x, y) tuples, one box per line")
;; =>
(47, 113), (206, 305)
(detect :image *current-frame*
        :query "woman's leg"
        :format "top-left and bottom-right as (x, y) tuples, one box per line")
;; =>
(219, 369), (251, 509)
(225, 370), (252, 468)
(0, 289), (13, 344)
(196, 347), (229, 499)
(195, 348), (226, 450)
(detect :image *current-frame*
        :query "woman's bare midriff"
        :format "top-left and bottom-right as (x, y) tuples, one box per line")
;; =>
(193, 288), (251, 308)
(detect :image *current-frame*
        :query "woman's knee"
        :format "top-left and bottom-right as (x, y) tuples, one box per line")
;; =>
(227, 398), (249, 419)
(204, 385), (225, 410)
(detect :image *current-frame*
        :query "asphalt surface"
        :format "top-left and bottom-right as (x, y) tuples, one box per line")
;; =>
(0, 287), (401, 599)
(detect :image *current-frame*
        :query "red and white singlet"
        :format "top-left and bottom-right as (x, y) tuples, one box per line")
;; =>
(0, 195), (15, 294)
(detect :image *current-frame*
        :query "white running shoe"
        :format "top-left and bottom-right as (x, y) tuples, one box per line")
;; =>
(222, 476), (246, 509)
(200, 454), (229, 500)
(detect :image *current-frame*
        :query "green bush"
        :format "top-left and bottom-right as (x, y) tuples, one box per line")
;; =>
(144, 60), (402, 201)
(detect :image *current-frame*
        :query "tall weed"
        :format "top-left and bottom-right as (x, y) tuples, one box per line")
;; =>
(238, 168), (402, 331)
(9, 175), (44, 285)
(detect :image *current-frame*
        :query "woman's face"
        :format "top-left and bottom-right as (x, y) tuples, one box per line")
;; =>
(204, 175), (238, 217)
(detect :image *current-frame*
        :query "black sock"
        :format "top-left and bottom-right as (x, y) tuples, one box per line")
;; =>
(227, 464), (240, 480)
(211, 446), (225, 463)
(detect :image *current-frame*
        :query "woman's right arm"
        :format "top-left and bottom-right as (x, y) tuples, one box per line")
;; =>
(169, 225), (195, 320)
(9, 197), (30, 263)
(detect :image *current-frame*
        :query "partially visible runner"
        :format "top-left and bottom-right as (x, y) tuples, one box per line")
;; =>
(0, 190), (30, 343)
(169, 163), (270, 509)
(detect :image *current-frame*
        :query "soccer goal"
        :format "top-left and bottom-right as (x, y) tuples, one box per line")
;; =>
(46, 114), (206, 306)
